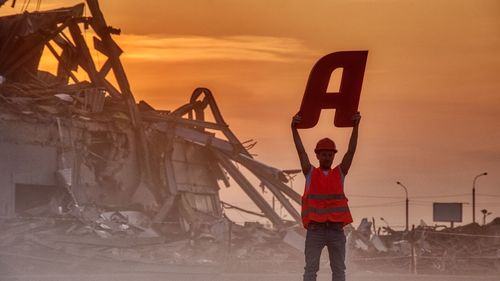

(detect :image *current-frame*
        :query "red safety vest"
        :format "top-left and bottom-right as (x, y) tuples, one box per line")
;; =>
(302, 166), (353, 229)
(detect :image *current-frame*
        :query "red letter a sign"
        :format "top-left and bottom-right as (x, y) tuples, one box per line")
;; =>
(295, 51), (368, 128)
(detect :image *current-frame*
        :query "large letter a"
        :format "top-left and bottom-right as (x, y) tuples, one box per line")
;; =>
(295, 51), (368, 128)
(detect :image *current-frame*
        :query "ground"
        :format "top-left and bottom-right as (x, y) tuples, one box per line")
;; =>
(1, 245), (499, 281)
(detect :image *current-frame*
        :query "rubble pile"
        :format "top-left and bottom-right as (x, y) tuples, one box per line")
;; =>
(0, 217), (302, 272)
(347, 218), (500, 274)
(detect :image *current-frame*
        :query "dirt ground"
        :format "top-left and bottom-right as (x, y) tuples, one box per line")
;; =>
(2, 270), (500, 281)
(1, 234), (498, 281)
(2, 250), (499, 281)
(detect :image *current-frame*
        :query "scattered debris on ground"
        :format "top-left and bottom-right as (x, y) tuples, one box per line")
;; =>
(348, 217), (500, 274)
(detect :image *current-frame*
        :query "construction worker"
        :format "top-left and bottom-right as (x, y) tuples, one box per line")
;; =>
(291, 112), (361, 281)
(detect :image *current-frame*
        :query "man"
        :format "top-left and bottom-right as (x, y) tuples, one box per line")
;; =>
(291, 112), (361, 281)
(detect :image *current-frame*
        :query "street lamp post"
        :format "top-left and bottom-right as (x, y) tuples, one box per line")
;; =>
(396, 181), (409, 232)
(472, 172), (488, 224)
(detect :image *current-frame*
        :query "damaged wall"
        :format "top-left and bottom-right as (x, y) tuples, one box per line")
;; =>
(0, 110), (142, 215)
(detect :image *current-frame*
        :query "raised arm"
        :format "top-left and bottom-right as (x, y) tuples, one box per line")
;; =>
(291, 115), (312, 175)
(340, 112), (361, 175)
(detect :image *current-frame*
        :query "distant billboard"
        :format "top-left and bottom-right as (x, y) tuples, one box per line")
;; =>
(433, 203), (463, 222)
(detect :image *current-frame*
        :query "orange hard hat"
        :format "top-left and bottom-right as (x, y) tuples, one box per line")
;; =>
(314, 138), (337, 153)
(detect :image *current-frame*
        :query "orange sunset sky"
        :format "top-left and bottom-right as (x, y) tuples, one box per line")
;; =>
(1, 0), (500, 229)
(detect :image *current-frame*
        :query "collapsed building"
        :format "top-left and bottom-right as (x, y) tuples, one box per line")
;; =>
(0, 0), (304, 254)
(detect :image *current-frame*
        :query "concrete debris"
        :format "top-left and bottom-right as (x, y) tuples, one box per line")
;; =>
(347, 217), (500, 274)
(370, 235), (388, 252)
(0, 217), (302, 271)
(54, 93), (74, 102)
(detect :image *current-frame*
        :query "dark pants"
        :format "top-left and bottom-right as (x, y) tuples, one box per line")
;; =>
(303, 222), (346, 281)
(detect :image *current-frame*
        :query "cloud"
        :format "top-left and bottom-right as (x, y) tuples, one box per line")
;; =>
(116, 35), (314, 62)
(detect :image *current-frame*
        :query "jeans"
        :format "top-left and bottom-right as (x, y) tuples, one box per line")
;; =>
(303, 222), (346, 281)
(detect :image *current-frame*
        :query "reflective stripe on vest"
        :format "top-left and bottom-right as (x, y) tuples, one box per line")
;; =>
(306, 194), (346, 200)
(301, 206), (350, 218)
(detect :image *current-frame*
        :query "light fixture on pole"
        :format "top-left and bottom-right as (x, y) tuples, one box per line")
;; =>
(396, 181), (409, 232)
(481, 209), (492, 225)
(472, 172), (487, 224)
